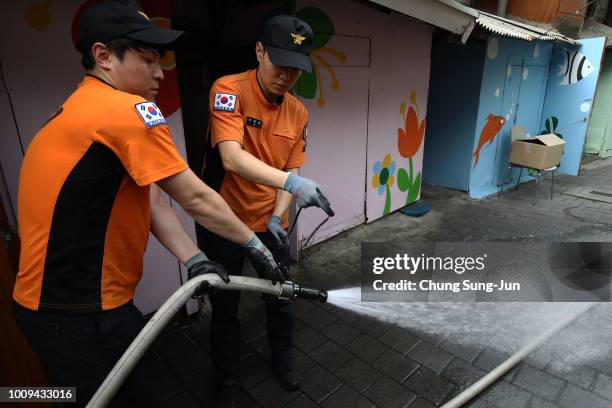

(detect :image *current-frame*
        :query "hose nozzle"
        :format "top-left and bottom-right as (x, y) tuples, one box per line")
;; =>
(292, 284), (328, 303)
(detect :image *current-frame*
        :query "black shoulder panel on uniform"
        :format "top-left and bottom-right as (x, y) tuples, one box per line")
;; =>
(40, 143), (125, 312)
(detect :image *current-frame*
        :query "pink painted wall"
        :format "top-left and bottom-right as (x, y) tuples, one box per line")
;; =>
(295, 0), (432, 247)
(365, 17), (431, 222)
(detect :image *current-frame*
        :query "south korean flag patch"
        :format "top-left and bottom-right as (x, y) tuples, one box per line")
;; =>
(135, 102), (167, 128)
(213, 92), (237, 112)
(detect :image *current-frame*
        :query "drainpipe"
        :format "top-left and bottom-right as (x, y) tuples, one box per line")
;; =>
(497, 0), (508, 17)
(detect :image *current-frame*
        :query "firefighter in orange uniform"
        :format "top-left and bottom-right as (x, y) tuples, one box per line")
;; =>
(12, 1), (280, 406)
(200, 14), (334, 407)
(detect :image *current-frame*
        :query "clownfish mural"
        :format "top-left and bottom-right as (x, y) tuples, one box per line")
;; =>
(473, 114), (505, 168)
(559, 49), (595, 86)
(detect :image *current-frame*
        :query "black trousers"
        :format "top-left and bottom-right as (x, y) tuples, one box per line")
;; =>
(12, 301), (154, 407)
(198, 227), (293, 383)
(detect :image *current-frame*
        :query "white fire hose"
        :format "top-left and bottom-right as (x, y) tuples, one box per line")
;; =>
(441, 303), (594, 408)
(86, 274), (326, 408)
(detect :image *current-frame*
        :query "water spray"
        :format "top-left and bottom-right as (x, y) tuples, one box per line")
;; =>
(86, 274), (326, 407)
(441, 303), (594, 408)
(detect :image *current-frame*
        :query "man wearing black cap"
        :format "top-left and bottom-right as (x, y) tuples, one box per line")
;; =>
(200, 14), (334, 406)
(12, 1), (282, 406)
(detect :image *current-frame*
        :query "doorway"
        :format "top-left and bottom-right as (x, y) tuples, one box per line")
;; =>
(585, 50), (612, 158)
(496, 58), (549, 186)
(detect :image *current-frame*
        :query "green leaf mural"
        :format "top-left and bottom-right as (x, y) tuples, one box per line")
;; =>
(397, 168), (411, 192)
(396, 158), (422, 205)
(296, 7), (334, 49)
(295, 62), (317, 99)
(406, 173), (421, 205)
(540, 115), (563, 139)
(543, 116), (558, 132)
(523, 115), (564, 176)
(294, 6), (346, 107)
(384, 185), (392, 215)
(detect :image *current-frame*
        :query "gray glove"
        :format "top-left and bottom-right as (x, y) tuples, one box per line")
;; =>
(267, 215), (288, 246)
(242, 234), (285, 284)
(283, 173), (335, 217)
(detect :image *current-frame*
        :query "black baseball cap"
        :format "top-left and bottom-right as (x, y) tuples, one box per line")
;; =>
(259, 15), (314, 73)
(76, 0), (184, 53)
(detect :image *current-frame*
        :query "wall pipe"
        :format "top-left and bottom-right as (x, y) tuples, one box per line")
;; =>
(497, 0), (508, 17)
(86, 274), (326, 407)
(441, 303), (594, 408)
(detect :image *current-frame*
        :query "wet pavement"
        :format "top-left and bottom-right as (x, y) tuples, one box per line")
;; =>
(138, 156), (612, 407)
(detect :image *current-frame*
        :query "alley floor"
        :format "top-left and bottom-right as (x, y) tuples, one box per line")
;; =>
(136, 156), (612, 408)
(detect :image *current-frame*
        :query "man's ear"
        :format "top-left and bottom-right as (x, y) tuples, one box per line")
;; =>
(255, 42), (264, 64)
(91, 42), (113, 70)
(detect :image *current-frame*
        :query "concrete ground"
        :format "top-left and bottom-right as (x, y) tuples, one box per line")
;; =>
(137, 156), (612, 407)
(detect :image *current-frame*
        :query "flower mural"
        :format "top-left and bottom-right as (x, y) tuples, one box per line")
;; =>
(398, 92), (426, 158)
(294, 7), (346, 107)
(372, 154), (396, 215)
(26, 0), (51, 31)
(396, 91), (426, 206)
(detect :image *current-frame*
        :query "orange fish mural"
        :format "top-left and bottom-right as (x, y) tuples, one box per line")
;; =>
(473, 114), (505, 168)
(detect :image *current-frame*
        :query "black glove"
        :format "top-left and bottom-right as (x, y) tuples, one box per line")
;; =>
(278, 263), (290, 282)
(185, 252), (230, 283)
(242, 234), (285, 284)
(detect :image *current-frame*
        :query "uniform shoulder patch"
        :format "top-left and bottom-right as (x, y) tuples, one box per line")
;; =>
(134, 102), (167, 128)
(213, 92), (237, 112)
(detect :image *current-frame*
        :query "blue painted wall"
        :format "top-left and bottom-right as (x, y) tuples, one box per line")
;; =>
(540, 38), (606, 176)
(423, 40), (485, 190)
(423, 35), (605, 199)
(468, 37), (553, 198)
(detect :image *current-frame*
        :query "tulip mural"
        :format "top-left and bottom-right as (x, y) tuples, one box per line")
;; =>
(370, 91), (426, 217)
(294, 7), (346, 107)
(396, 91), (426, 206)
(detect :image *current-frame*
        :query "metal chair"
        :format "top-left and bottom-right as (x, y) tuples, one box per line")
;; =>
(514, 165), (557, 203)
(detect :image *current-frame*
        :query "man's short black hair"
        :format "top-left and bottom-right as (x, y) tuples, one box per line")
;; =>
(81, 37), (166, 70)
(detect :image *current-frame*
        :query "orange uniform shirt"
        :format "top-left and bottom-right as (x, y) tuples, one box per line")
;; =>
(13, 75), (188, 312)
(204, 69), (308, 231)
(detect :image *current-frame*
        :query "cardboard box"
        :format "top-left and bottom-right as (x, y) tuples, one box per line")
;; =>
(509, 133), (566, 170)
(510, 126), (525, 143)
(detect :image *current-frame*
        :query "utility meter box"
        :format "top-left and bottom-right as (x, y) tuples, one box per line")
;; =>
(509, 133), (566, 170)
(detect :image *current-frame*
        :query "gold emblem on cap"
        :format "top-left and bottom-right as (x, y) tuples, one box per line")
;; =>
(137, 11), (150, 21)
(291, 33), (306, 45)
